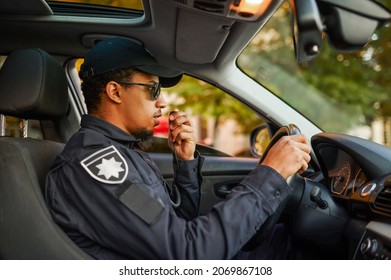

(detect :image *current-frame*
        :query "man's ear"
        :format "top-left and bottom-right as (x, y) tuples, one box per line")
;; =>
(105, 81), (122, 104)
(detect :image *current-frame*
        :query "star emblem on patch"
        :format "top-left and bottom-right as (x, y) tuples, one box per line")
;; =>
(96, 157), (125, 179)
(80, 145), (128, 184)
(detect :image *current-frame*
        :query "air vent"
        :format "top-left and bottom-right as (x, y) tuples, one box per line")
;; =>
(193, 0), (227, 13)
(374, 185), (391, 214)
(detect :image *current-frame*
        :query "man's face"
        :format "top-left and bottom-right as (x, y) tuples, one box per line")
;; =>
(117, 71), (167, 140)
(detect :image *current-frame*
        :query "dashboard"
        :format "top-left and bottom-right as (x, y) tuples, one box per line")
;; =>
(312, 133), (391, 220)
(308, 132), (391, 259)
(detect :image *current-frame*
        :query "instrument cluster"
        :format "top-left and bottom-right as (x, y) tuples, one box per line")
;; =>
(318, 146), (367, 197)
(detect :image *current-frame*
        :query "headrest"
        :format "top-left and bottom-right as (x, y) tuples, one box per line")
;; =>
(0, 48), (69, 120)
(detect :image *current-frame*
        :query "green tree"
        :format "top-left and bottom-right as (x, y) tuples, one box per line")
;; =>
(166, 75), (262, 135)
(239, 0), (391, 133)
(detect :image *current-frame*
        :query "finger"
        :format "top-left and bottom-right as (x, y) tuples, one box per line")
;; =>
(300, 150), (311, 169)
(169, 114), (192, 130)
(302, 151), (311, 163)
(295, 148), (311, 171)
(169, 108), (180, 115)
(274, 136), (308, 154)
(294, 141), (311, 155)
(281, 135), (311, 154)
(175, 132), (195, 146)
(170, 125), (195, 143)
(169, 109), (185, 122)
(298, 160), (309, 174)
(290, 134), (310, 145)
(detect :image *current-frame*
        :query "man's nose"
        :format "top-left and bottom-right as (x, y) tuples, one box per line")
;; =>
(156, 93), (167, 108)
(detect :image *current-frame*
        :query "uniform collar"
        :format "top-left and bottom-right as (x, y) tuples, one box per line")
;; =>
(80, 114), (139, 145)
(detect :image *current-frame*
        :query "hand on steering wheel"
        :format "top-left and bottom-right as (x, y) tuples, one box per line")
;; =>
(242, 124), (310, 251)
(260, 124), (310, 179)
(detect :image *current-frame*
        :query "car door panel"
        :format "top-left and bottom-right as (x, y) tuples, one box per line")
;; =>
(150, 153), (258, 213)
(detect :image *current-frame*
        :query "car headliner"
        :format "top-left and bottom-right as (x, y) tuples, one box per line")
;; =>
(0, 0), (284, 82)
(0, 0), (322, 138)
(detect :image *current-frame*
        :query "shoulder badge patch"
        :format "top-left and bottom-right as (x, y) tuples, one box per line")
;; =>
(80, 145), (128, 184)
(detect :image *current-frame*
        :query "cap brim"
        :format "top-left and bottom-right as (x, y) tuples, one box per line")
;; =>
(159, 74), (183, 88)
(136, 65), (183, 88)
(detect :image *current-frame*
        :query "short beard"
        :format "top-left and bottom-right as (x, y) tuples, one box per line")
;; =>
(132, 128), (155, 150)
(132, 128), (153, 142)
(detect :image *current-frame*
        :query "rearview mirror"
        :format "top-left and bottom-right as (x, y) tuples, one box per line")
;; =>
(290, 0), (391, 62)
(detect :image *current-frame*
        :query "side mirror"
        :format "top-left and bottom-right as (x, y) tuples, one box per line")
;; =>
(290, 0), (391, 62)
(250, 124), (271, 157)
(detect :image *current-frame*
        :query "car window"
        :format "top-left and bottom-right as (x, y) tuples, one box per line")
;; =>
(47, 0), (143, 10)
(70, 59), (266, 157)
(45, 0), (144, 17)
(0, 116), (43, 139)
(238, 1), (391, 146)
(0, 56), (44, 139)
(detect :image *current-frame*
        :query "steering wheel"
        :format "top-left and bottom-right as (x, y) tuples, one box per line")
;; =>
(242, 124), (305, 251)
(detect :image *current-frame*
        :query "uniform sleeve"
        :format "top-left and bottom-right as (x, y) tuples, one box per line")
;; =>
(47, 161), (292, 260)
(134, 149), (203, 220)
(172, 151), (204, 220)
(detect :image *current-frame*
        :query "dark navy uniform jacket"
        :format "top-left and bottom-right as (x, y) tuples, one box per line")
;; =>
(45, 114), (292, 259)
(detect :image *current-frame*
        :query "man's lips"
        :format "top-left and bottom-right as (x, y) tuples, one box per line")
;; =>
(153, 113), (162, 126)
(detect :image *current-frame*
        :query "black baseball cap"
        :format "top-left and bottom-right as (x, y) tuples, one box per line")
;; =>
(80, 38), (183, 87)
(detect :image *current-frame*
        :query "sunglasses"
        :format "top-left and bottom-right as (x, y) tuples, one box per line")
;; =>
(116, 81), (162, 100)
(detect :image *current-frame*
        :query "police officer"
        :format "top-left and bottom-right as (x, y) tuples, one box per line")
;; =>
(45, 38), (311, 259)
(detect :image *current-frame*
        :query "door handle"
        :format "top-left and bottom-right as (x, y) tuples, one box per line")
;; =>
(214, 181), (240, 198)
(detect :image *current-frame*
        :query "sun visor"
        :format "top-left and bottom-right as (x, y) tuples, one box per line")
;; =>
(176, 9), (234, 64)
(0, 0), (52, 15)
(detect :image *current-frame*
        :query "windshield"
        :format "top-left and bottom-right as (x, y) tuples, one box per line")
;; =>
(238, 1), (391, 145)
(46, 0), (143, 10)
